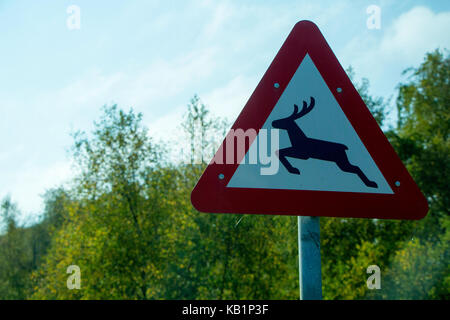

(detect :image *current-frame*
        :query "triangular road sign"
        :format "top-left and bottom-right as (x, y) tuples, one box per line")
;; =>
(191, 20), (428, 220)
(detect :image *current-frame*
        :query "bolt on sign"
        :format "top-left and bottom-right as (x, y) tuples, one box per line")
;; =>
(191, 20), (428, 220)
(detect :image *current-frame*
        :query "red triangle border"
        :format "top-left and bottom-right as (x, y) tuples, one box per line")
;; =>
(191, 20), (428, 220)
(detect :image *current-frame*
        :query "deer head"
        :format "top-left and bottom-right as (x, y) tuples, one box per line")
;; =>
(272, 97), (315, 130)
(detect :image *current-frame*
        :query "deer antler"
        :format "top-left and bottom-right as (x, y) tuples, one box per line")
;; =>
(292, 104), (299, 117)
(293, 97), (315, 119)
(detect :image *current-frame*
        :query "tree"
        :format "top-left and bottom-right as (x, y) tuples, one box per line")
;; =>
(380, 50), (449, 299)
(181, 94), (229, 165)
(322, 50), (449, 300)
(0, 198), (32, 299)
(4, 50), (447, 300)
(32, 105), (182, 299)
(161, 95), (298, 299)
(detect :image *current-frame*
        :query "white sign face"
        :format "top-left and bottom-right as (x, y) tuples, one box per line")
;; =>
(227, 54), (393, 194)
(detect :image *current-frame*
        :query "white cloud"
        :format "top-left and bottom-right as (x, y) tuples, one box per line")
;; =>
(3, 2), (449, 220)
(1, 46), (219, 218)
(117, 48), (218, 110)
(201, 2), (234, 39)
(147, 104), (185, 141)
(343, 6), (450, 80)
(201, 74), (258, 121)
(337, 5), (450, 128)
(380, 6), (450, 63)
(40, 47), (218, 120)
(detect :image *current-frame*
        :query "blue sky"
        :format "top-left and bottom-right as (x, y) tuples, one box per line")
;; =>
(1, 0), (449, 223)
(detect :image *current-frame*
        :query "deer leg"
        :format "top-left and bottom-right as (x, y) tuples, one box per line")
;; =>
(335, 156), (378, 188)
(276, 148), (300, 175)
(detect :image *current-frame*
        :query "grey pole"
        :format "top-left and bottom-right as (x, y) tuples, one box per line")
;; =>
(298, 216), (322, 300)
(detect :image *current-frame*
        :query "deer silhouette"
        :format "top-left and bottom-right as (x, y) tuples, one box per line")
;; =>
(272, 97), (378, 188)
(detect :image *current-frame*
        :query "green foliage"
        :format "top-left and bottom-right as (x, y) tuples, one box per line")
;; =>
(0, 50), (448, 300)
(380, 49), (449, 299)
(0, 198), (30, 299)
(381, 237), (449, 299)
(181, 94), (229, 165)
(32, 106), (182, 299)
(0, 197), (51, 299)
(321, 52), (449, 299)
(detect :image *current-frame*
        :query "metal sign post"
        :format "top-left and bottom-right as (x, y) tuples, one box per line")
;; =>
(190, 20), (428, 302)
(298, 216), (322, 300)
